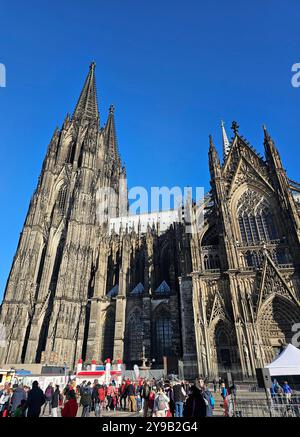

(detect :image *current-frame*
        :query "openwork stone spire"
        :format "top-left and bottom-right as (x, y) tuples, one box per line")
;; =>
(73, 62), (99, 122)
(221, 120), (231, 158)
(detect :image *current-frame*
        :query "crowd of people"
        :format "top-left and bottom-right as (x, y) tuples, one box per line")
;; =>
(0, 376), (224, 418)
(6, 375), (294, 418)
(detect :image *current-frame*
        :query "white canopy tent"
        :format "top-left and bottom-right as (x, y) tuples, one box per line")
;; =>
(265, 343), (300, 376)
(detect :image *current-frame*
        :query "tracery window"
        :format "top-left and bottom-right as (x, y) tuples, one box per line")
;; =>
(245, 250), (262, 268)
(152, 308), (173, 361)
(237, 189), (278, 244)
(57, 185), (67, 211)
(126, 309), (143, 362)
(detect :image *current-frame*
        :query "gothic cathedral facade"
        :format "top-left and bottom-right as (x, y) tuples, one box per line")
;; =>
(1, 63), (300, 379)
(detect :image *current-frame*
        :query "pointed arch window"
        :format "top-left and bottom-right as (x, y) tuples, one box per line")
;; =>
(126, 309), (143, 362)
(237, 190), (278, 244)
(152, 308), (173, 361)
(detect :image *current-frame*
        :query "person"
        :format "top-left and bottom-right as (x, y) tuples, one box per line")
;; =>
(119, 380), (127, 410)
(11, 384), (26, 415)
(106, 383), (114, 411)
(164, 381), (174, 417)
(224, 387), (234, 417)
(282, 381), (292, 403)
(61, 390), (78, 417)
(43, 382), (54, 416)
(27, 381), (45, 418)
(13, 399), (27, 417)
(272, 379), (283, 403)
(92, 382), (101, 417)
(212, 378), (217, 393)
(173, 379), (186, 417)
(218, 377), (222, 392)
(220, 382), (228, 400)
(148, 387), (156, 416)
(112, 384), (119, 411)
(0, 386), (11, 417)
(98, 385), (106, 414)
(201, 384), (215, 417)
(51, 385), (61, 417)
(80, 385), (92, 417)
(183, 385), (206, 418)
(230, 381), (237, 400)
(153, 387), (170, 417)
(127, 380), (136, 412)
(141, 379), (151, 417)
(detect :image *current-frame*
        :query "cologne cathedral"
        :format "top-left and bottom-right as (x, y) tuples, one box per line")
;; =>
(1, 63), (300, 379)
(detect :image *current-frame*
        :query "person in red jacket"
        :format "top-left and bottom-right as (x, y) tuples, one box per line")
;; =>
(61, 390), (78, 417)
(98, 385), (106, 414)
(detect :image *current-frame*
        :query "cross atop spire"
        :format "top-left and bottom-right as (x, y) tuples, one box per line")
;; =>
(73, 62), (99, 122)
(221, 120), (231, 158)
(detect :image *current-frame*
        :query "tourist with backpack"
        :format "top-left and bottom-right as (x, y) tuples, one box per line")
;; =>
(201, 384), (215, 416)
(153, 387), (170, 417)
(11, 384), (27, 415)
(80, 385), (92, 417)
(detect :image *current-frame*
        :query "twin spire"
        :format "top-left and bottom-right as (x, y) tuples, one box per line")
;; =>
(72, 62), (119, 159)
(73, 64), (272, 168)
(73, 61), (100, 122)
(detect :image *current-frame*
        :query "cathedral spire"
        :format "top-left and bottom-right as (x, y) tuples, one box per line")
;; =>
(221, 120), (231, 158)
(105, 104), (118, 158)
(73, 62), (99, 122)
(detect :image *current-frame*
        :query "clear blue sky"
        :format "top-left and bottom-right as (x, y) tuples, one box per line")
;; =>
(1, 0), (300, 299)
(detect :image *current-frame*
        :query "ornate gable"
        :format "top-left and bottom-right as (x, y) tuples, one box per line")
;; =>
(208, 291), (230, 325)
(222, 136), (273, 197)
(256, 254), (299, 316)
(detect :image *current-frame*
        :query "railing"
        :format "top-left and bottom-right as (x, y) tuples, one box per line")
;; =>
(230, 395), (300, 417)
(201, 245), (219, 251)
(203, 268), (221, 274)
(237, 239), (282, 248)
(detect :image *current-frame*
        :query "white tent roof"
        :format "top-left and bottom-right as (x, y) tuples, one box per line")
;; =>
(265, 343), (300, 376)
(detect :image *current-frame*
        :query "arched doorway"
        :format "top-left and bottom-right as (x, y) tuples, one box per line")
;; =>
(258, 295), (300, 364)
(210, 319), (239, 375)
